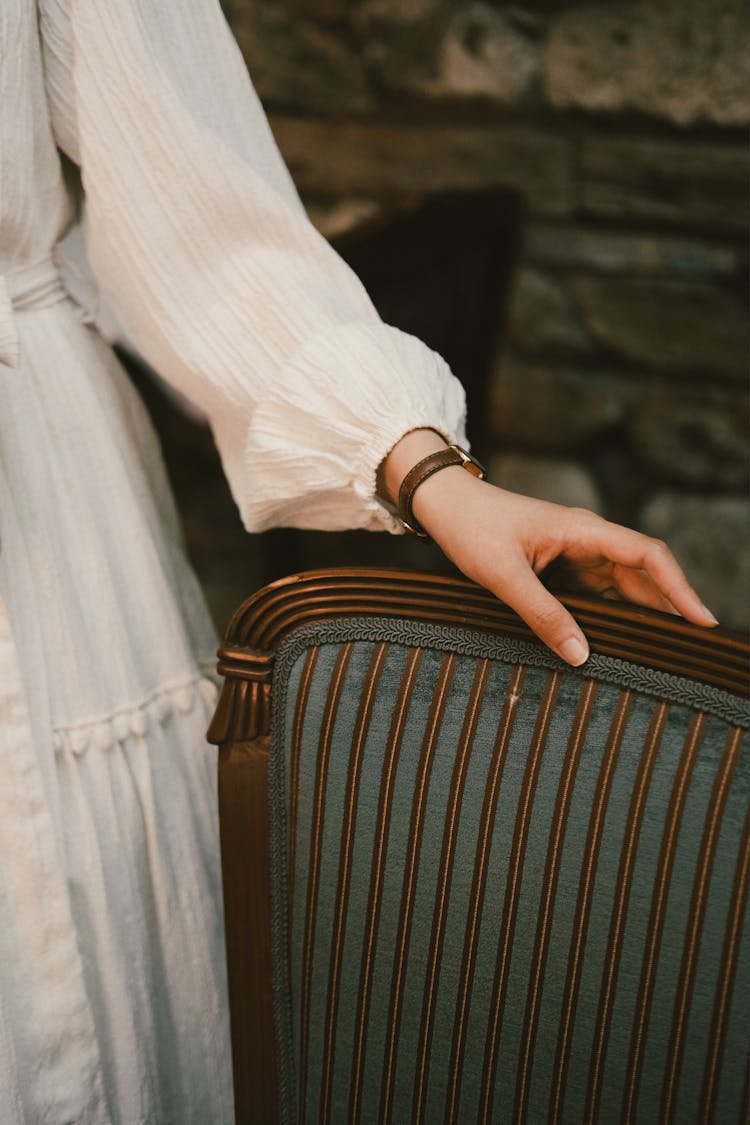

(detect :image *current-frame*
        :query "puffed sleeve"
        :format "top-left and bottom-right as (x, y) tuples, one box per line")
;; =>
(39, 0), (467, 532)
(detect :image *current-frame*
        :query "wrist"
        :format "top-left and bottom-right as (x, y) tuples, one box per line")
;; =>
(397, 442), (486, 539)
(410, 460), (479, 533)
(379, 428), (449, 506)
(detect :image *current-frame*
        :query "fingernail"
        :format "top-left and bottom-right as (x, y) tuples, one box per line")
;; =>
(701, 603), (719, 626)
(560, 637), (589, 666)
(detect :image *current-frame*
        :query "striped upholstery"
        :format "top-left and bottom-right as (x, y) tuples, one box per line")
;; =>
(265, 622), (749, 1125)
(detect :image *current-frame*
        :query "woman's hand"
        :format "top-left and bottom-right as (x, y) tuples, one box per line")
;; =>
(381, 430), (718, 666)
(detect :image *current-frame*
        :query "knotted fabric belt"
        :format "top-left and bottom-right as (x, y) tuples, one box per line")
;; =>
(0, 255), (69, 368)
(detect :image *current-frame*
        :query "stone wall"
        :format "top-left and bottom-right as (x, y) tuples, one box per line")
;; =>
(217, 0), (749, 627)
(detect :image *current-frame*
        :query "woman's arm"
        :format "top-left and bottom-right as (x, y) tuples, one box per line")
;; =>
(382, 429), (717, 665)
(40, 0), (466, 534)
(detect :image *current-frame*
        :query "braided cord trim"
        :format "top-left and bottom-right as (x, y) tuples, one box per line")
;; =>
(273, 617), (749, 729)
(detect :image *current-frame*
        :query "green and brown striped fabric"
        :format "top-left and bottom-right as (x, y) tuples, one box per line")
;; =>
(265, 620), (749, 1125)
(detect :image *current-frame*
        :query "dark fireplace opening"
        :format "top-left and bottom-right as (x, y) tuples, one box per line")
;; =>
(334, 187), (522, 457)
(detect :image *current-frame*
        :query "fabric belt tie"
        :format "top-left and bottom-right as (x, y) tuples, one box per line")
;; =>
(0, 255), (70, 368)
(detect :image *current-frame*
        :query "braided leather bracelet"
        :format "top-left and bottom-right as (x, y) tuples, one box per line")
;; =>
(398, 444), (486, 539)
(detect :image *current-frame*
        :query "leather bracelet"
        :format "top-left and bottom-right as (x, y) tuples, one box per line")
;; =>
(398, 444), (486, 539)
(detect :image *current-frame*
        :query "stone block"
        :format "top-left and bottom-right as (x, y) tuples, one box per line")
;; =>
(228, 4), (373, 114)
(629, 392), (749, 489)
(366, 3), (540, 105)
(354, 0), (442, 23)
(569, 275), (748, 381)
(488, 452), (605, 513)
(544, 0), (750, 127)
(522, 223), (742, 280)
(508, 268), (594, 356)
(270, 116), (573, 214)
(283, 0), (351, 21)
(488, 357), (631, 450)
(638, 495), (750, 629)
(580, 137), (749, 233)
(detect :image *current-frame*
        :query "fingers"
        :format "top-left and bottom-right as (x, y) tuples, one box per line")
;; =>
(571, 563), (679, 617)
(569, 515), (718, 627)
(492, 554), (590, 666)
(610, 565), (679, 616)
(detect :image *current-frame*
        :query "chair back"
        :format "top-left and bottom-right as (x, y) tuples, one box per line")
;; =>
(208, 569), (749, 1125)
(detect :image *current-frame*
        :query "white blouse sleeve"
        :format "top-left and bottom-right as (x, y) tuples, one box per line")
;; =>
(39, 0), (467, 533)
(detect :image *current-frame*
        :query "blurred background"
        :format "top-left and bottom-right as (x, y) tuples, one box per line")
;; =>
(128, 0), (749, 634)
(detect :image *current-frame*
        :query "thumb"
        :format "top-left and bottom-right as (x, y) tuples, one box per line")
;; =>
(493, 559), (590, 667)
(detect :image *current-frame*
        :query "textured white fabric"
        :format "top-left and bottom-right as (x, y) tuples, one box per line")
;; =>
(0, 0), (466, 1120)
(0, 602), (232, 1125)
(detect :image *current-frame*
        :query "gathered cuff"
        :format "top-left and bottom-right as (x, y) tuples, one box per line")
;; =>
(229, 320), (468, 534)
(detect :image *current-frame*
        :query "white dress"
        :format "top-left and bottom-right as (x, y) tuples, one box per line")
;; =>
(0, 1), (466, 1121)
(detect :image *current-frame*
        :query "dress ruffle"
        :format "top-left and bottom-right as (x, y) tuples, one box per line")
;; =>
(51, 671), (219, 755)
